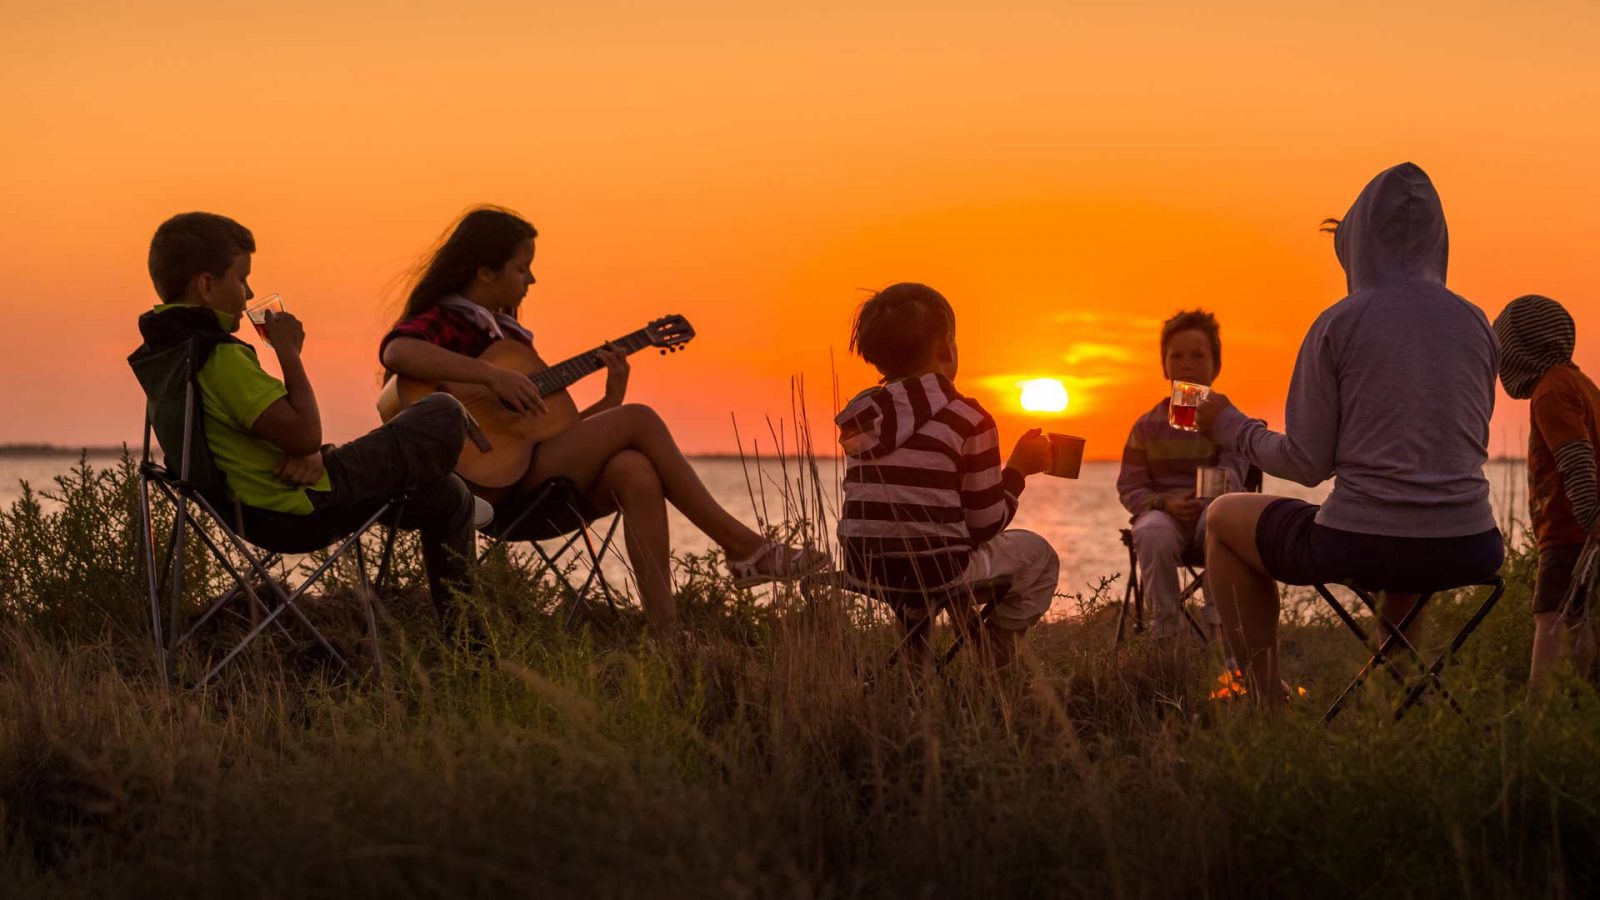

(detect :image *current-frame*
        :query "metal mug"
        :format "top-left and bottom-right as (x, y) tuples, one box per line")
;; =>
(1045, 433), (1086, 479)
(1196, 466), (1232, 500)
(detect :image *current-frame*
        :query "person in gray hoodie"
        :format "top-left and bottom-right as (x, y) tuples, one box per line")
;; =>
(1194, 162), (1504, 705)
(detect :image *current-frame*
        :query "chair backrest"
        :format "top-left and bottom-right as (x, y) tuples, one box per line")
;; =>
(128, 337), (231, 501)
(1243, 464), (1264, 493)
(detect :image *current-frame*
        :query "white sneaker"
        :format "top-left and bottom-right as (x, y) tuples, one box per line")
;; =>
(472, 496), (495, 530)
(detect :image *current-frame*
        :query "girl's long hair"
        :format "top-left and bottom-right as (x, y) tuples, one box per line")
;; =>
(392, 206), (537, 328)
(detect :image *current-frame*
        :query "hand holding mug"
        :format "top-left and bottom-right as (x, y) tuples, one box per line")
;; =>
(262, 310), (306, 355)
(1163, 492), (1205, 526)
(1006, 428), (1052, 477)
(1195, 390), (1232, 435)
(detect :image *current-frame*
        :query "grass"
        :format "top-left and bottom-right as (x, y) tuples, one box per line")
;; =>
(2, 455), (1599, 898)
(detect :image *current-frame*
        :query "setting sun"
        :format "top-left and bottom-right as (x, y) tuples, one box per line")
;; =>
(1019, 378), (1070, 413)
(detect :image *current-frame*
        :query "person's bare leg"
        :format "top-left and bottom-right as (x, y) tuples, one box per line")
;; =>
(1575, 622), (1598, 683)
(1205, 494), (1287, 707)
(585, 450), (675, 630)
(1529, 611), (1568, 693)
(1377, 592), (1424, 648)
(526, 404), (765, 559)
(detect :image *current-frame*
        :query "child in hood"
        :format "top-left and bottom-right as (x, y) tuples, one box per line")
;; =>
(1494, 294), (1600, 689)
(835, 282), (1060, 668)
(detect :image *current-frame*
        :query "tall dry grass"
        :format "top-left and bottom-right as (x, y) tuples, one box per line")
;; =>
(1, 455), (1598, 899)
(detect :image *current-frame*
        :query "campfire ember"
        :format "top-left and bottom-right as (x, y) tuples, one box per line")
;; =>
(1208, 669), (1308, 701)
(1210, 669), (1248, 700)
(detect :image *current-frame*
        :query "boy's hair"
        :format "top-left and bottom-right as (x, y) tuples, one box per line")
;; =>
(849, 282), (955, 379)
(148, 212), (256, 304)
(1160, 308), (1222, 373)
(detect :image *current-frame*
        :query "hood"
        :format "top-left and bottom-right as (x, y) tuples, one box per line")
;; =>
(135, 304), (237, 353)
(836, 373), (961, 459)
(1334, 162), (1449, 293)
(1492, 294), (1575, 399)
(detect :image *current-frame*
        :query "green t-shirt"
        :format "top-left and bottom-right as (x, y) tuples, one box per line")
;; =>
(154, 304), (331, 514)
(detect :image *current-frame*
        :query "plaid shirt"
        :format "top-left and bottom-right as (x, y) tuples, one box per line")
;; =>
(380, 305), (531, 366)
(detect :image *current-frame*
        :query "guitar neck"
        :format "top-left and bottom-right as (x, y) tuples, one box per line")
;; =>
(528, 328), (653, 398)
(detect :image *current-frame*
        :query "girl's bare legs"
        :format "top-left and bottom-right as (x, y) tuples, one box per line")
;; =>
(583, 449), (676, 629)
(1205, 493), (1287, 707)
(527, 404), (767, 560)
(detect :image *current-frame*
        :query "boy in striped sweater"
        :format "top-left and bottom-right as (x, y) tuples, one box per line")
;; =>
(1494, 295), (1600, 690)
(1117, 309), (1249, 644)
(836, 282), (1060, 667)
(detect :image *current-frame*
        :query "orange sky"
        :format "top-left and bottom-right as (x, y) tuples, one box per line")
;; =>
(3, 1), (1599, 458)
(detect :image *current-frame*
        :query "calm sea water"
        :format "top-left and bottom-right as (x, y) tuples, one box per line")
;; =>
(0, 454), (1529, 607)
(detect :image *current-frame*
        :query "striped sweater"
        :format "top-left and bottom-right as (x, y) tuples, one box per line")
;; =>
(836, 373), (1025, 594)
(1117, 399), (1251, 516)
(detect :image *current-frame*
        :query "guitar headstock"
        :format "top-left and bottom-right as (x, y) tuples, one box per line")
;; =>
(646, 314), (696, 354)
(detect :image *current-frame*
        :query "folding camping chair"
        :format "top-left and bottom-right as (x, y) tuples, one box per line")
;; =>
(1113, 465), (1263, 648)
(802, 571), (1014, 673)
(1315, 576), (1506, 723)
(132, 337), (401, 687)
(477, 476), (625, 628)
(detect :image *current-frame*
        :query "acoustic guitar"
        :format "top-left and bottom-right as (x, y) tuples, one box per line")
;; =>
(376, 314), (696, 488)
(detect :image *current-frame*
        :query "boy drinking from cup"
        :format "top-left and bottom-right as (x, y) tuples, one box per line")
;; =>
(130, 212), (485, 629)
(836, 283), (1061, 669)
(1117, 309), (1250, 644)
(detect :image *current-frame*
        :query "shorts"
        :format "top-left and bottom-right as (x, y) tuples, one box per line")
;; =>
(1255, 499), (1503, 594)
(1532, 542), (1586, 617)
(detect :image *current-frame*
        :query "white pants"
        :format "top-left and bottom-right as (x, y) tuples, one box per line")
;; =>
(1130, 509), (1219, 638)
(956, 530), (1060, 631)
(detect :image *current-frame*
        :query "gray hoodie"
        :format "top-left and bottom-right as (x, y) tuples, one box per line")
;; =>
(1213, 162), (1498, 538)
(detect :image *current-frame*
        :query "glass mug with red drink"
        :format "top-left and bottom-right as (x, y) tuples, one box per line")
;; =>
(1169, 380), (1211, 432)
(245, 294), (285, 342)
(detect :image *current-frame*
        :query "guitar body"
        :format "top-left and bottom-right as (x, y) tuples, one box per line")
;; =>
(377, 340), (582, 490)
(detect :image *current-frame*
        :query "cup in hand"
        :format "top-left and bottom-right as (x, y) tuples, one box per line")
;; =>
(245, 294), (285, 342)
(1045, 433), (1086, 479)
(1196, 465), (1232, 500)
(1169, 380), (1211, 432)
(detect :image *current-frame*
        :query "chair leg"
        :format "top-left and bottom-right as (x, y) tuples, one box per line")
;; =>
(374, 522), (399, 596)
(167, 492), (190, 678)
(1393, 579), (1506, 721)
(176, 543), (287, 648)
(581, 515), (625, 616)
(354, 537), (383, 681)
(531, 541), (591, 630)
(1319, 584), (1424, 722)
(1180, 571), (1209, 642)
(191, 496), (389, 686)
(885, 608), (936, 668)
(1343, 589), (1466, 718)
(196, 541), (360, 687)
(570, 520), (615, 616)
(138, 473), (170, 682)
(1319, 586), (1464, 723)
(941, 595), (997, 669)
(1114, 541), (1139, 648)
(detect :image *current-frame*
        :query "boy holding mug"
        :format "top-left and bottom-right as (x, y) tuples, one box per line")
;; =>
(1117, 309), (1250, 644)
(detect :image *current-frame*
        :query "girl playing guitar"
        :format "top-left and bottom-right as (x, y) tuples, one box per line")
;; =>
(379, 207), (826, 629)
